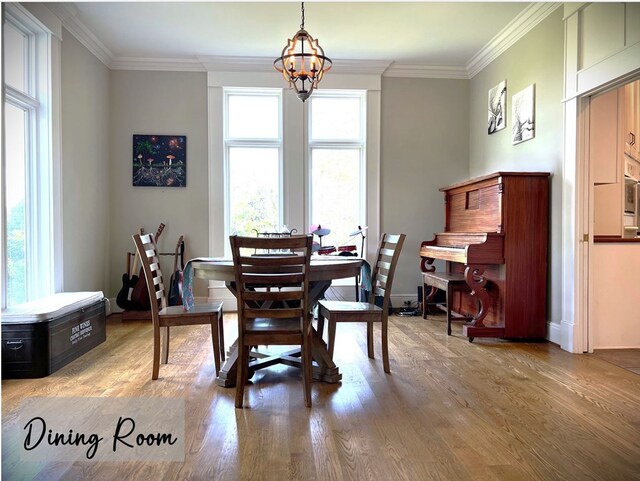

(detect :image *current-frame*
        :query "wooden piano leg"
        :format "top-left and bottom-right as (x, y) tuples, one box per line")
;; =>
(464, 265), (489, 328)
(420, 257), (435, 319)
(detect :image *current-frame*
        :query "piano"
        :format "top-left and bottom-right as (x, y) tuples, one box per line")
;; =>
(420, 172), (550, 340)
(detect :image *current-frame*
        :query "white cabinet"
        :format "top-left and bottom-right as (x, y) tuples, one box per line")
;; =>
(590, 88), (620, 184)
(592, 81), (640, 238)
(623, 80), (640, 162)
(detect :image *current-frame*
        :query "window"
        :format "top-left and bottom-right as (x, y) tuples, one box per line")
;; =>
(308, 91), (366, 249)
(2, 5), (57, 307)
(223, 88), (283, 239)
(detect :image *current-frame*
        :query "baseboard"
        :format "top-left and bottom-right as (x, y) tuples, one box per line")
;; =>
(547, 320), (562, 345)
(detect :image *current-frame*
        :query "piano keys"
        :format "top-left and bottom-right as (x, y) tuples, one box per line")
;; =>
(420, 172), (550, 340)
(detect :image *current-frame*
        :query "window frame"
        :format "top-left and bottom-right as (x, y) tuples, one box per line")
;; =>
(222, 87), (284, 252)
(2, 4), (60, 308)
(306, 90), (367, 247)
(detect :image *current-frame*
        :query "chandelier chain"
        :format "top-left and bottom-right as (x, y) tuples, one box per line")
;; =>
(300, 2), (305, 29)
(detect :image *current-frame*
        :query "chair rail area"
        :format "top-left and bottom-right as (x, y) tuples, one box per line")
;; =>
(2, 313), (640, 480)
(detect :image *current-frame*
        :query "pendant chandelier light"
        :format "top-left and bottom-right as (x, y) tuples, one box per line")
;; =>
(274, 2), (332, 102)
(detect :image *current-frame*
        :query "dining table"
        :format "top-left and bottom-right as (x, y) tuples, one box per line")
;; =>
(189, 256), (363, 387)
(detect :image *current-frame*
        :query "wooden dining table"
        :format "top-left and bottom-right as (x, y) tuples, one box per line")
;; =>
(191, 256), (363, 387)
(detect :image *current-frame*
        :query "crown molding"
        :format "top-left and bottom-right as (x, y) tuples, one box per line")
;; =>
(466, 2), (562, 78)
(110, 57), (205, 72)
(47, 2), (113, 68)
(197, 56), (273, 72)
(384, 64), (469, 79)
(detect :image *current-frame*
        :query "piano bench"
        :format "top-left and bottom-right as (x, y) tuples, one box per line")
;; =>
(422, 272), (472, 335)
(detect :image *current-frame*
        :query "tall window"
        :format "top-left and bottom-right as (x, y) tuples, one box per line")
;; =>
(223, 88), (283, 239)
(308, 91), (366, 249)
(2, 5), (55, 307)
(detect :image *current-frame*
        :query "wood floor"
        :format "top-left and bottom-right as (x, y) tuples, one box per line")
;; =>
(3, 313), (640, 481)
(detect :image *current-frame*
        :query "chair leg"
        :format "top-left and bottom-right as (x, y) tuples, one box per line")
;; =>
(152, 325), (161, 380)
(161, 326), (170, 364)
(423, 282), (428, 319)
(327, 319), (337, 359)
(302, 325), (312, 408)
(367, 322), (374, 359)
(218, 311), (225, 363)
(235, 343), (248, 408)
(210, 317), (221, 376)
(446, 286), (452, 336)
(381, 317), (390, 373)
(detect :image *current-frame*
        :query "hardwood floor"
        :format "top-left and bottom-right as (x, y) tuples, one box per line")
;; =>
(3, 313), (640, 480)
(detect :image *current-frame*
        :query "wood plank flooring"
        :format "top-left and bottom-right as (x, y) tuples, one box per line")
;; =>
(2, 313), (640, 481)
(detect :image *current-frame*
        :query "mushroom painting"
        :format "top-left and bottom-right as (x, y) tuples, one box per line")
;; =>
(133, 134), (186, 187)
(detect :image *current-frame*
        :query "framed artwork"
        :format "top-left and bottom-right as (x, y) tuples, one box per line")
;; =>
(132, 134), (186, 187)
(488, 80), (507, 134)
(512, 84), (535, 144)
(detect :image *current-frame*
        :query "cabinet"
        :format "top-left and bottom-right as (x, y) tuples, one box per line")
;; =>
(623, 80), (640, 161)
(592, 81), (640, 239)
(591, 88), (620, 184)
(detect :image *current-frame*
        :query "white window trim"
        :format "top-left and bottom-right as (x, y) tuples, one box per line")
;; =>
(222, 88), (284, 251)
(2, 3), (62, 307)
(307, 89), (367, 247)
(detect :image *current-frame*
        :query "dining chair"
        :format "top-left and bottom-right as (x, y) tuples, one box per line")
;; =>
(230, 234), (313, 408)
(317, 233), (406, 373)
(132, 233), (224, 380)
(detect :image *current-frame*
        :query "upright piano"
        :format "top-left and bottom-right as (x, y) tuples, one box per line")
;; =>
(420, 172), (550, 340)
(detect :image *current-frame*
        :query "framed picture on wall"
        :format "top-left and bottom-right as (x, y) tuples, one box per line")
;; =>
(512, 85), (535, 144)
(132, 134), (186, 187)
(488, 80), (507, 134)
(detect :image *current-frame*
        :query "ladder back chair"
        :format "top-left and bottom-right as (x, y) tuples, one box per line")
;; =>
(133, 233), (224, 380)
(317, 233), (406, 373)
(230, 234), (313, 408)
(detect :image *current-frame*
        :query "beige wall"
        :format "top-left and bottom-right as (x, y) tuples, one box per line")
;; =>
(380, 77), (469, 299)
(468, 9), (564, 327)
(61, 29), (110, 292)
(109, 70), (210, 297)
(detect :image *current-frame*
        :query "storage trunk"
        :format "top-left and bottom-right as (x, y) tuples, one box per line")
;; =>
(2, 292), (107, 379)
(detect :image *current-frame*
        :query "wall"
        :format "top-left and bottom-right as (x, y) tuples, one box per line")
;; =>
(60, 29), (111, 292)
(380, 77), (469, 300)
(109, 71), (210, 298)
(467, 9), (565, 334)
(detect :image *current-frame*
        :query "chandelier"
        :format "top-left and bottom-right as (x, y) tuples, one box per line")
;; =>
(274, 2), (332, 102)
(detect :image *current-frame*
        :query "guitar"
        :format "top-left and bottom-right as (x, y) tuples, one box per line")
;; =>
(167, 235), (184, 306)
(129, 222), (165, 310)
(116, 227), (144, 310)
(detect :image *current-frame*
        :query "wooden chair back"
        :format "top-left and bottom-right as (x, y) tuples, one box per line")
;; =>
(368, 233), (406, 314)
(132, 233), (166, 326)
(230, 235), (313, 326)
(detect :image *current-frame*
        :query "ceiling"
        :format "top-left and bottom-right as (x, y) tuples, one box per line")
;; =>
(51, 2), (556, 78)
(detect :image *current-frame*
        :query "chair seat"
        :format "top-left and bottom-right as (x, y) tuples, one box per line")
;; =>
(319, 300), (382, 314)
(160, 301), (223, 317)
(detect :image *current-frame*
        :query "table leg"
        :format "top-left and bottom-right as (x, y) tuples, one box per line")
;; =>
(215, 279), (342, 387)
